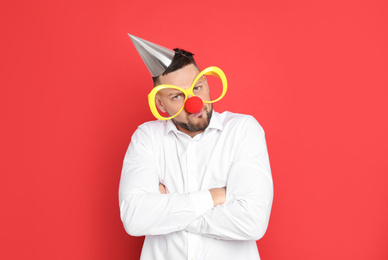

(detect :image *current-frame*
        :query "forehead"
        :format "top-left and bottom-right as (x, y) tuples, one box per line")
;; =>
(157, 64), (201, 88)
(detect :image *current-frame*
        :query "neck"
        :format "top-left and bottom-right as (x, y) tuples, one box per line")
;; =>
(175, 124), (204, 138)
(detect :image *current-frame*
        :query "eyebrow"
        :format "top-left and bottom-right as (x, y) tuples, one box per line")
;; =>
(167, 91), (183, 97)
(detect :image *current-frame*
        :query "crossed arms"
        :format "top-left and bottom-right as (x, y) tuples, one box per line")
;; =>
(159, 183), (226, 207)
(119, 117), (273, 240)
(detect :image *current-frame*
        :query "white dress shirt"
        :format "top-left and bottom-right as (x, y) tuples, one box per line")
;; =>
(119, 111), (273, 260)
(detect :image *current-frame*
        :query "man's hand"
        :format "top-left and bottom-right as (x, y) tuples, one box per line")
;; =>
(159, 183), (167, 194)
(209, 187), (226, 207)
(159, 183), (226, 207)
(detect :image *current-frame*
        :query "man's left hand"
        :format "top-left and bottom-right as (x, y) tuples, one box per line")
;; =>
(159, 183), (167, 194)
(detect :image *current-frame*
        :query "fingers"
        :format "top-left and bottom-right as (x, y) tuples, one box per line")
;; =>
(209, 187), (226, 206)
(159, 183), (167, 194)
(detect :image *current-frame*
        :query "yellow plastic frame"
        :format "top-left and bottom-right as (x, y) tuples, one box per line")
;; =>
(148, 66), (227, 120)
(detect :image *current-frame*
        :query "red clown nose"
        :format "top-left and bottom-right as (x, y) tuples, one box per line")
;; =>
(184, 96), (203, 114)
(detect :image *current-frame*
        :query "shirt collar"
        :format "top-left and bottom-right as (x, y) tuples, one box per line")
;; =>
(206, 110), (223, 132)
(164, 110), (223, 136)
(165, 118), (178, 135)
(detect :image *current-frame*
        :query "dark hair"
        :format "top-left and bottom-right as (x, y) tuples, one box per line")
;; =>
(152, 48), (199, 85)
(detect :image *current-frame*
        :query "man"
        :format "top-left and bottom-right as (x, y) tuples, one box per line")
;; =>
(119, 34), (273, 260)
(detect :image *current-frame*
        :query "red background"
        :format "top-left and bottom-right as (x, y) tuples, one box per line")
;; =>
(1, 0), (387, 259)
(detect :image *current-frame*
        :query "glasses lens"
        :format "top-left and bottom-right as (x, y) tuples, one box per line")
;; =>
(155, 87), (186, 118)
(204, 74), (224, 102)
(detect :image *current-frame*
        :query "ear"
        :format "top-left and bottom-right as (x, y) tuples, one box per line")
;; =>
(155, 95), (166, 113)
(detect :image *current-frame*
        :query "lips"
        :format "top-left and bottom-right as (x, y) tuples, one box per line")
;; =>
(190, 109), (203, 118)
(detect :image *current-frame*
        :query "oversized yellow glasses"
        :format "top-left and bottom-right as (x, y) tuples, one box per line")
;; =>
(148, 66), (227, 120)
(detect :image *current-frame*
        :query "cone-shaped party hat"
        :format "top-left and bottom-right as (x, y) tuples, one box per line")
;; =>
(128, 34), (175, 77)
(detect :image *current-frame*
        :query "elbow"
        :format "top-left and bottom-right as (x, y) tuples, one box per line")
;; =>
(121, 212), (148, 237)
(234, 198), (272, 241)
(246, 218), (270, 241)
(119, 196), (146, 237)
(120, 211), (142, 237)
(122, 220), (144, 237)
(236, 211), (269, 240)
(249, 205), (272, 240)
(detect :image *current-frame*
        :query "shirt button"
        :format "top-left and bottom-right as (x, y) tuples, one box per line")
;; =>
(190, 171), (194, 175)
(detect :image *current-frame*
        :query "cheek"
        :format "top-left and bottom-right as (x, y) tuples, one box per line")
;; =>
(164, 102), (185, 116)
(202, 95), (211, 102)
(197, 89), (211, 101)
(204, 102), (212, 111)
(173, 110), (188, 122)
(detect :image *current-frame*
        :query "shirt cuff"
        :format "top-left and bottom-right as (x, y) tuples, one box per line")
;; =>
(188, 190), (214, 217)
(185, 215), (201, 234)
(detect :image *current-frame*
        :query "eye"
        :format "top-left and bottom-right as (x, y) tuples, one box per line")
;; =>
(171, 94), (183, 100)
(193, 85), (202, 92)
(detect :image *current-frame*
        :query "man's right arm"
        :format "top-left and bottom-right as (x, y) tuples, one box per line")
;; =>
(119, 126), (215, 237)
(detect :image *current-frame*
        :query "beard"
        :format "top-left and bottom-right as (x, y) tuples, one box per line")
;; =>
(172, 105), (213, 133)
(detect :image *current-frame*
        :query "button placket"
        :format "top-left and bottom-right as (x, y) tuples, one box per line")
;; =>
(187, 140), (194, 192)
(187, 141), (193, 259)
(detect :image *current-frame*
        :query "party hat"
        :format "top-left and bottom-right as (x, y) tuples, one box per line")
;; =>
(128, 34), (175, 77)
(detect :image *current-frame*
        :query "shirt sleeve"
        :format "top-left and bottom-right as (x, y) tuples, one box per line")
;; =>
(118, 124), (214, 237)
(185, 116), (274, 240)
